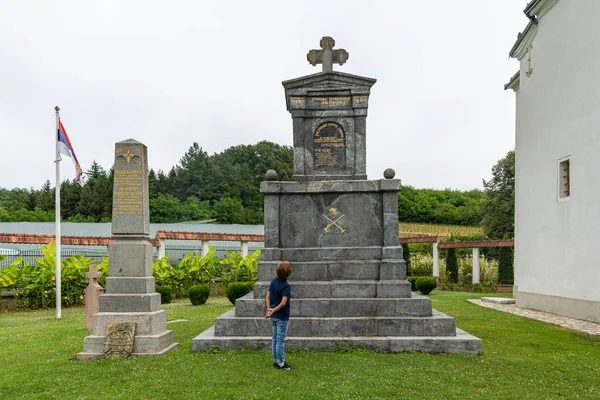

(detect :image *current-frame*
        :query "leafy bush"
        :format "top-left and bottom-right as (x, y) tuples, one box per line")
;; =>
(155, 285), (172, 304)
(188, 284), (210, 306)
(1, 243), (94, 308)
(173, 248), (220, 297)
(407, 276), (428, 291)
(220, 249), (260, 284)
(416, 277), (437, 295)
(226, 282), (254, 305)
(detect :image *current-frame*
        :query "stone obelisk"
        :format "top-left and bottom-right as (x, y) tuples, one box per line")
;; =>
(77, 139), (178, 359)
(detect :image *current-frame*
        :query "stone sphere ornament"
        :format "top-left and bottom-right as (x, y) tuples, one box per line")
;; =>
(265, 169), (278, 181)
(383, 168), (396, 179)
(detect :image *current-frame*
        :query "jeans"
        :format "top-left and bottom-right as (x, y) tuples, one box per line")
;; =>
(271, 317), (289, 363)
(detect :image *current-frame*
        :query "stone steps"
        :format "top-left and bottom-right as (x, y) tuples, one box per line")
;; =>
(213, 309), (456, 337)
(235, 296), (432, 317)
(193, 327), (481, 354)
(254, 280), (411, 299)
(257, 259), (405, 281)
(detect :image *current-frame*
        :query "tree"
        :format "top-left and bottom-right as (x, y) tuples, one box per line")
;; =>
(498, 234), (514, 284)
(36, 180), (55, 212)
(482, 150), (515, 239)
(446, 248), (458, 283)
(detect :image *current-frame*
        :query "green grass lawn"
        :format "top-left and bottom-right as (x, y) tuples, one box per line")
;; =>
(1, 292), (599, 399)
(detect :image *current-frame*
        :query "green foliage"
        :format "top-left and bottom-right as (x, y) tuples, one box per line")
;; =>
(498, 235), (514, 284)
(446, 248), (458, 283)
(407, 276), (422, 291)
(176, 247), (221, 285)
(152, 256), (175, 287)
(96, 256), (109, 287)
(226, 282), (254, 305)
(415, 277), (437, 295)
(482, 150), (515, 239)
(397, 185), (484, 226)
(402, 243), (411, 272)
(220, 249), (260, 284)
(155, 285), (173, 304)
(0, 256), (27, 287)
(188, 284), (210, 305)
(9, 243), (93, 308)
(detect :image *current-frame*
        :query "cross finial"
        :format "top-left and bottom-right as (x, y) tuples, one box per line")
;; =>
(307, 36), (349, 73)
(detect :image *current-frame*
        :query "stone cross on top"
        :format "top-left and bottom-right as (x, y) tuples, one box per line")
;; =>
(307, 36), (349, 73)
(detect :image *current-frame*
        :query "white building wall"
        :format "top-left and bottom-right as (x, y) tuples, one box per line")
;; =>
(514, 0), (600, 322)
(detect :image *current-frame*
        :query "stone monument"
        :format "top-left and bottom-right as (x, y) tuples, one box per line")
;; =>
(192, 37), (481, 353)
(77, 139), (178, 359)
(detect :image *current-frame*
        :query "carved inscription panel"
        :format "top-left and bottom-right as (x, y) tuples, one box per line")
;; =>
(113, 146), (143, 216)
(313, 122), (346, 169)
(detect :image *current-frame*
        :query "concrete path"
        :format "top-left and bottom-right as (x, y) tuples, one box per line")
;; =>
(468, 299), (600, 336)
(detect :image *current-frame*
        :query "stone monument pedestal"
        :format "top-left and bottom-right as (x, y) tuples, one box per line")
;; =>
(192, 37), (480, 354)
(77, 140), (177, 359)
(193, 179), (481, 354)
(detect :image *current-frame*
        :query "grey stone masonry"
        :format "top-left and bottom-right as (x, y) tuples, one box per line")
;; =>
(283, 71), (376, 181)
(192, 37), (481, 354)
(77, 140), (178, 360)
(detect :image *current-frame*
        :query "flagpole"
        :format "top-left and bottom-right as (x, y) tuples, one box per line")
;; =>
(54, 105), (62, 319)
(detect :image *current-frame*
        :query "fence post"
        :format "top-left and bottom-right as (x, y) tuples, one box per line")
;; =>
(201, 240), (210, 256)
(472, 247), (480, 284)
(157, 239), (166, 260)
(432, 241), (440, 279)
(240, 240), (248, 257)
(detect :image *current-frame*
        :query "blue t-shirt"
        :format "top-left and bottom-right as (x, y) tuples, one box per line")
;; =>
(269, 277), (291, 320)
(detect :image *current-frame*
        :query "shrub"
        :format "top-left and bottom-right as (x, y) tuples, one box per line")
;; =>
(446, 248), (458, 283)
(226, 282), (254, 305)
(155, 285), (172, 304)
(188, 285), (210, 306)
(407, 276), (427, 291)
(416, 277), (437, 295)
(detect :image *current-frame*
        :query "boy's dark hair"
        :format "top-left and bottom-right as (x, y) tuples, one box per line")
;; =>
(276, 261), (293, 280)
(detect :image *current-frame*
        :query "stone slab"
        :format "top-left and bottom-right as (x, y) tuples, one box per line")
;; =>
(234, 295), (432, 318)
(99, 293), (161, 313)
(279, 247), (383, 261)
(481, 297), (516, 304)
(254, 280), (381, 299)
(105, 276), (155, 293)
(107, 239), (153, 278)
(91, 310), (168, 336)
(213, 309), (456, 337)
(192, 326), (481, 354)
(258, 260), (381, 282)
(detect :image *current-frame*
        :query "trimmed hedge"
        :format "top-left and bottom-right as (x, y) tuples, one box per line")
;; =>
(188, 284), (210, 306)
(407, 276), (418, 291)
(416, 277), (437, 295)
(155, 285), (172, 304)
(226, 282), (254, 305)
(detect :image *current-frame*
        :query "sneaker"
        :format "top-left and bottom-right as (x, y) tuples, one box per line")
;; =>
(278, 362), (294, 370)
(273, 363), (279, 368)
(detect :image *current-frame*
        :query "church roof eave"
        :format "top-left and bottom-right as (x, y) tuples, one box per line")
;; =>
(504, 71), (521, 92)
(509, 20), (537, 59)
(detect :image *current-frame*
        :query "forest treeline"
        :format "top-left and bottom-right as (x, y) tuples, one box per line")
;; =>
(0, 141), (514, 238)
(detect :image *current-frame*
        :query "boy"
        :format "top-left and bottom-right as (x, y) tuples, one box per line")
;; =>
(265, 261), (293, 370)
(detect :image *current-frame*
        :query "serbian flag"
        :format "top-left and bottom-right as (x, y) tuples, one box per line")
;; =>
(57, 119), (84, 183)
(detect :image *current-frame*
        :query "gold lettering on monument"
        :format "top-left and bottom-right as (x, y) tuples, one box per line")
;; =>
(310, 96), (351, 106)
(314, 122), (346, 167)
(113, 169), (143, 215)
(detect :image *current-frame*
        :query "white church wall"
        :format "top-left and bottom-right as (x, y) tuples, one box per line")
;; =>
(514, 0), (600, 322)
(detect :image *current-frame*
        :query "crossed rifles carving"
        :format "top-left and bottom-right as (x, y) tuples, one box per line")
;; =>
(322, 207), (346, 233)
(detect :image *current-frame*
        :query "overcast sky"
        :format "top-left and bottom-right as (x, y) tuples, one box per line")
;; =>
(0, 0), (526, 191)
